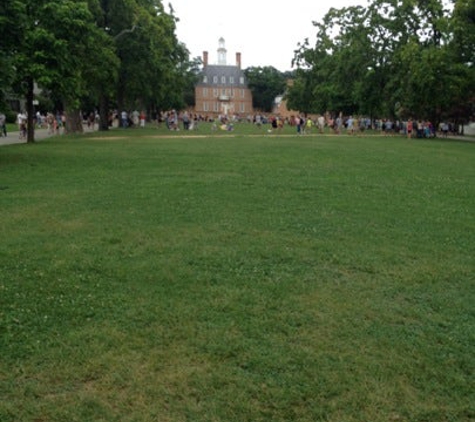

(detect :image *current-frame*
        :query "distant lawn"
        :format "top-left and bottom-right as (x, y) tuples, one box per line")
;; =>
(1, 128), (474, 422)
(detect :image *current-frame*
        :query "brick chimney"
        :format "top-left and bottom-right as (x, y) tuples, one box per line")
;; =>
(203, 51), (208, 67)
(236, 52), (241, 69)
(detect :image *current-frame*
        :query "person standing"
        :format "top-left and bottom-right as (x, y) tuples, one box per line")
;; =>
(19, 113), (27, 140)
(132, 110), (139, 127)
(182, 111), (190, 130)
(121, 110), (128, 128)
(407, 119), (413, 139)
(17, 111), (23, 131)
(295, 115), (302, 134)
(346, 116), (354, 135)
(0, 112), (7, 137)
(306, 117), (313, 134)
(317, 115), (325, 133)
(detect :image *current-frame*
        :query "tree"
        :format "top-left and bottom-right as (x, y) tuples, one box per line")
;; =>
(0, 1), (25, 108)
(4, 0), (188, 138)
(244, 66), (286, 113)
(289, 0), (471, 124)
(449, 0), (475, 123)
(291, 5), (385, 116)
(182, 56), (202, 109)
(47, 0), (118, 134)
(94, 0), (190, 126)
(5, 0), (118, 141)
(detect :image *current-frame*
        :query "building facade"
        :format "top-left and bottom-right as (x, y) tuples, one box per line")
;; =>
(194, 38), (253, 118)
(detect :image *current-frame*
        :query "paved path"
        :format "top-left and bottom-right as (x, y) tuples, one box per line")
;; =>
(0, 128), (56, 146)
(0, 126), (99, 146)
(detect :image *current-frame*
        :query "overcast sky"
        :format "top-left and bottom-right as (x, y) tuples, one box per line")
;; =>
(169, 0), (368, 71)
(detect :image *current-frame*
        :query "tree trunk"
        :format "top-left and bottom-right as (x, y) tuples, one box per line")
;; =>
(64, 107), (83, 134)
(26, 77), (35, 143)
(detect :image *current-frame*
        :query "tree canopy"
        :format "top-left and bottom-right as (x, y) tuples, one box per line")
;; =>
(0, 0), (192, 141)
(244, 66), (287, 113)
(288, 0), (475, 124)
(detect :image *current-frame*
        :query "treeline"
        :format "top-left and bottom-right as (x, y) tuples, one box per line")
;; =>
(0, 0), (198, 142)
(286, 0), (475, 124)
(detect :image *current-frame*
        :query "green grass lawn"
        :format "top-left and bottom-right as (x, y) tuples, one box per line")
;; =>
(1, 126), (474, 421)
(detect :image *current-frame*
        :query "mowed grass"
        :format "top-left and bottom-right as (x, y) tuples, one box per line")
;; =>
(1, 126), (474, 421)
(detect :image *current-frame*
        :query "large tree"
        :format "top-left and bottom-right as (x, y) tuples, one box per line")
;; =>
(5, 0), (118, 141)
(290, 0), (473, 123)
(3, 0), (190, 137)
(244, 66), (287, 113)
(96, 1), (188, 115)
(0, 1), (24, 108)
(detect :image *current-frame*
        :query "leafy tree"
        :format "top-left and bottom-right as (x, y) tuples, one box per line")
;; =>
(3, 0), (188, 137)
(0, 1), (25, 108)
(94, 0), (189, 125)
(244, 66), (286, 113)
(182, 56), (202, 109)
(449, 0), (475, 122)
(452, 0), (475, 64)
(47, 1), (118, 133)
(290, 0), (472, 124)
(5, 0), (118, 140)
(291, 5), (384, 116)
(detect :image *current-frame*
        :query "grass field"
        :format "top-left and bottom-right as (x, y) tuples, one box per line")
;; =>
(1, 125), (474, 421)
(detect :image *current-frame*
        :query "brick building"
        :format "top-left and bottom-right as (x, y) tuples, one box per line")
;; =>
(194, 38), (253, 118)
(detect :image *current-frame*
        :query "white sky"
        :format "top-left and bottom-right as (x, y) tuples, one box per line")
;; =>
(169, 0), (367, 72)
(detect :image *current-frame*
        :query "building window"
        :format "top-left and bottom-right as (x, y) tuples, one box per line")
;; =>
(203, 88), (208, 97)
(221, 88), (226, 96)
(203, 76), (208, 83)
(213, 88), (218, 97)
(230, 76), (234, 84)
(241, 89), (245, 98)
(203, 102), (209, 112)
(230, 89), (234, 97)
(213, 102), (219, 112)
(221, 76), (226, 84)
(240, 76), (244, 84)
(240, 103), (245, 113)
(213, 76), (218, 84)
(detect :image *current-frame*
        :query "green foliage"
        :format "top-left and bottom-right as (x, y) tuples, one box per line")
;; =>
(1, 0), (191, 136)
(290, 0), (474, 122)
(244, 66), (287, 112)
(88, 0), (191, 113)
(0, 1), (25, 100)
(452, 0), (475, 64)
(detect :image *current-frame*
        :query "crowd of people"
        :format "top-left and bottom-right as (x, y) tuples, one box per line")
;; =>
(249, 113), (458, 138)
(152, 111), (457, 139)
(1, 107), (464, 140)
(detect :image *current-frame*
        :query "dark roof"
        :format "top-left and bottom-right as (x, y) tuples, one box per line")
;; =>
(197, 65), (248, 87)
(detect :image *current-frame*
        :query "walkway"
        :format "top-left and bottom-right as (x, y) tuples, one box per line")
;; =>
(0, 125), (99, 147)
